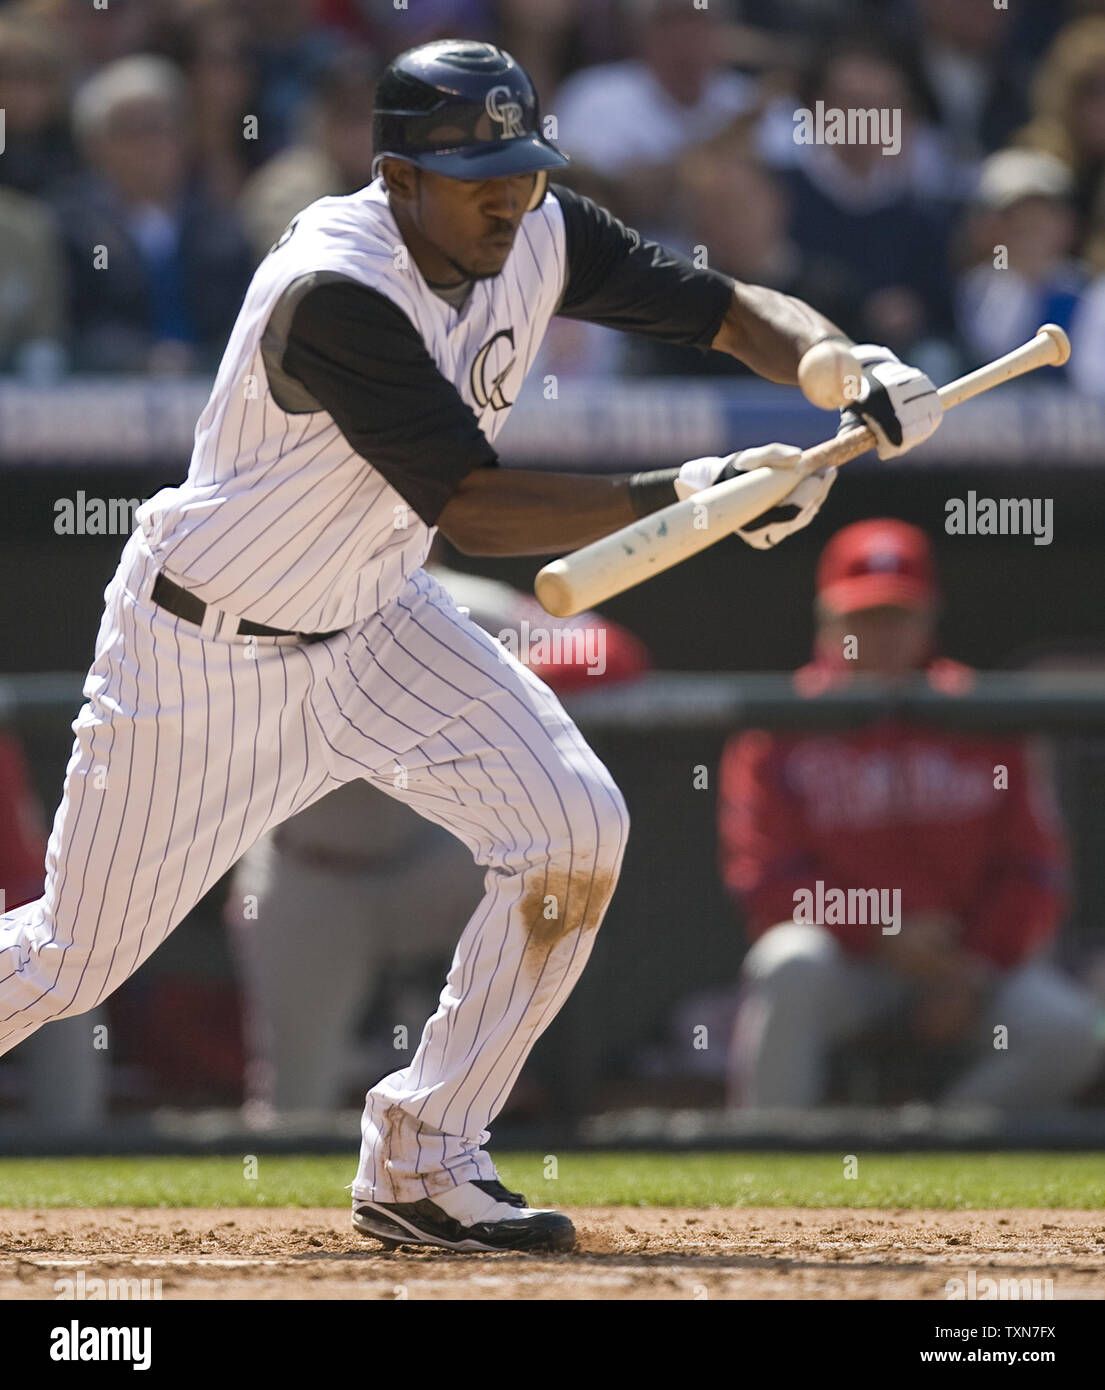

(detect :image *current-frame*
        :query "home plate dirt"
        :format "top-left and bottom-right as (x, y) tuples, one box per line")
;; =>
(2, 1208), (1103, 1300)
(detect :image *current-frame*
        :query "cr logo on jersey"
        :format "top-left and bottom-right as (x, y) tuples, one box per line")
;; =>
(485, 85), (525, 139)
(470, 328), (516, 411)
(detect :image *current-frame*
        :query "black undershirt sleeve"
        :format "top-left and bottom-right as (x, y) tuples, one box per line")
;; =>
(552, 184), (735, 349)
(276, 278), (498, 527)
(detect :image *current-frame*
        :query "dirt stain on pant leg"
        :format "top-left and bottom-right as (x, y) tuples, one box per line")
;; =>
(518, 859), (616, 979)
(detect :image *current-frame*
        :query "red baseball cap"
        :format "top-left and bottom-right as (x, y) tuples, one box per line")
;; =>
(816, 519), (937, 615)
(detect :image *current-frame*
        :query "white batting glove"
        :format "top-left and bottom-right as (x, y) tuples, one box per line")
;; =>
(838, 344), (943, 459)
(675, 444), (836, 550)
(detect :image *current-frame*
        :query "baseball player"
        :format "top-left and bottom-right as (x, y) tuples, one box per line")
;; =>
(0, 40), (942, 1252)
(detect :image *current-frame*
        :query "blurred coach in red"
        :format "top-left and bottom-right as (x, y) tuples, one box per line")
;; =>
(719, 519), (1105, 1108)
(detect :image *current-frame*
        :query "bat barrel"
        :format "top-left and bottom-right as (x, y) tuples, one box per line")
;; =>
(536, 463), (801, 617)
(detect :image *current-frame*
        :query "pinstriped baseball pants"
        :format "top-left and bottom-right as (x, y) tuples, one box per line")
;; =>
(0, 530), (629, 1201)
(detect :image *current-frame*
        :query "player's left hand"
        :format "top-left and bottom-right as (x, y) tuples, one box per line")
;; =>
(675, 444), (836, 550)
(838, 344), (943, 460)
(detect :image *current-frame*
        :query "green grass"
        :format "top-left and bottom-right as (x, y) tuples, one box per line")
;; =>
(0, 1152), (1101, 1210)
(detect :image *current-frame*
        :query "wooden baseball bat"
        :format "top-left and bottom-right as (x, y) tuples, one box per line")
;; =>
(534, 324), (1071, 618)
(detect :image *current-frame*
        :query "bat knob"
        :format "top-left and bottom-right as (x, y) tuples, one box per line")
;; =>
(535, 561), (578, 618)
(1039, 322), (1072, 366)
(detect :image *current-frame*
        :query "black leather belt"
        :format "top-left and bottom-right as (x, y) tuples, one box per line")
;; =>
(151, 571), (332, 640)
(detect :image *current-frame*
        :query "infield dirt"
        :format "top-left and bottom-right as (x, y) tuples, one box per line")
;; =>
(2, 1207), (1103, 1299)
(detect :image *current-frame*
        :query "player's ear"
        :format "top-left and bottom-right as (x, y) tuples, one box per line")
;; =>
(378, 157), (417, 201)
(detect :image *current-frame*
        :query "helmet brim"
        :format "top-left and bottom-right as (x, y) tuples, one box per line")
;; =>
(393, 135), (569, 181)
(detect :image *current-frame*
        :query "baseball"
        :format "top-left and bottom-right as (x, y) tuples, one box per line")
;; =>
(798, 339), (860, 410)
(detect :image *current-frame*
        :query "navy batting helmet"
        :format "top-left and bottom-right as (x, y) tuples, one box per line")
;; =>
(372, 39), (568, 211)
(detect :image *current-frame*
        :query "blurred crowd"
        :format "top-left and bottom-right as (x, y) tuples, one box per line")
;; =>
(0, 0), (1103, 387)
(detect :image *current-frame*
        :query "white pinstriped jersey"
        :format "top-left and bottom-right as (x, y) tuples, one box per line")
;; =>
(135, 178), (568, 632)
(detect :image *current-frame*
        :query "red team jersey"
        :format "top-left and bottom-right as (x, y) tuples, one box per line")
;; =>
(0, 731), (46, 910)
(718, 659), (1068, 969)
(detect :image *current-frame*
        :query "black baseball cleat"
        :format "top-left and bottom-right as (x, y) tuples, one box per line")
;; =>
(352, 1177), (576, 1253)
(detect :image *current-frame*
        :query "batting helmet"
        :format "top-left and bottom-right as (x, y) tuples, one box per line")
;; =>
(372, 39), (568, 211)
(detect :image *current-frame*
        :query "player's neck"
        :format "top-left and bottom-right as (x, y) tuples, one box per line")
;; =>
(426, 277), (474, 309)
(390, 202), (471, 293)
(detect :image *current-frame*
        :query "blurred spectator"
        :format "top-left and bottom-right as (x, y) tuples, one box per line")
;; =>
(720, 519), (1105, 1109)
(171, 0), (267, 206)
(496, 0), (587, 104)
(757, 27), (969, 197)
(625, 144), (849, 376)
(554, 0), (757, 234)
(238, 47), (379, 261)
(53, 55), (252, 373)
(758, 33), (958, 357)
(24, 0), (175, 79)
(956, 148), (1103, 392)
(496, 0), (632, 110)
(1017, 16), (1105, 255)
(0, 11), (77, 196)
(0, 187), (67, 377)
(913, 0), (1032, 162)
(233, 0), (344, 153)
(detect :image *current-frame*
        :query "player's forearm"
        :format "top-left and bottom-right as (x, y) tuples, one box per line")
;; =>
(436, 465), (641, 557)
(711, 282), (849, 384)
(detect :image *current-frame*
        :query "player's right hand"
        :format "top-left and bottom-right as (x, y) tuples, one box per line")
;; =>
(837, 345), (943, 459)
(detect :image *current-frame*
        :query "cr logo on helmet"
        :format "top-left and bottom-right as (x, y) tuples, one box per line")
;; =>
(485, 85), (525, 139)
